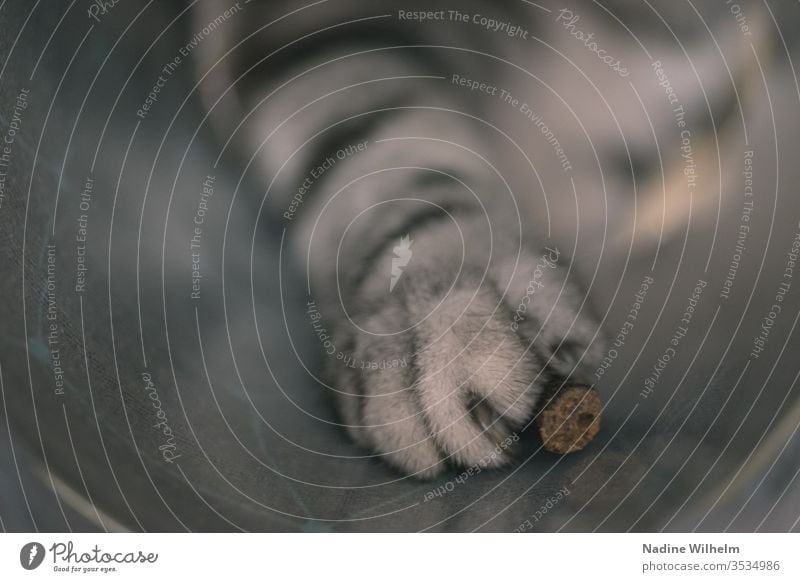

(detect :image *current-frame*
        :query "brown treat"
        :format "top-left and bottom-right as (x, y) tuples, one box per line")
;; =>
(535, 386), (601, 454)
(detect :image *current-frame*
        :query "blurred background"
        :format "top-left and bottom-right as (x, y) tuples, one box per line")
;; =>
(2, 0), (800, 531)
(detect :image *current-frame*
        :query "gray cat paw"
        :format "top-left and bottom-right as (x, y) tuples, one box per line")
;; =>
(330, 287), (543, 478)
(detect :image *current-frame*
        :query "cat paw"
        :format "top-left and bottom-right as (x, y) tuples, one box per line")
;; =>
(330, 286), (544, 478)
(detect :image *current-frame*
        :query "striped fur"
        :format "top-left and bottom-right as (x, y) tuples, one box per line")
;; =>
(193, 0), (765, 476)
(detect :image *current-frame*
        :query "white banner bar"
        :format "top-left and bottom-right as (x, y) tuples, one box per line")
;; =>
(1, 533), (797, 580)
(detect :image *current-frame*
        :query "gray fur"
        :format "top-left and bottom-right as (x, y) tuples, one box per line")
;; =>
(192, 0), (759, 477)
